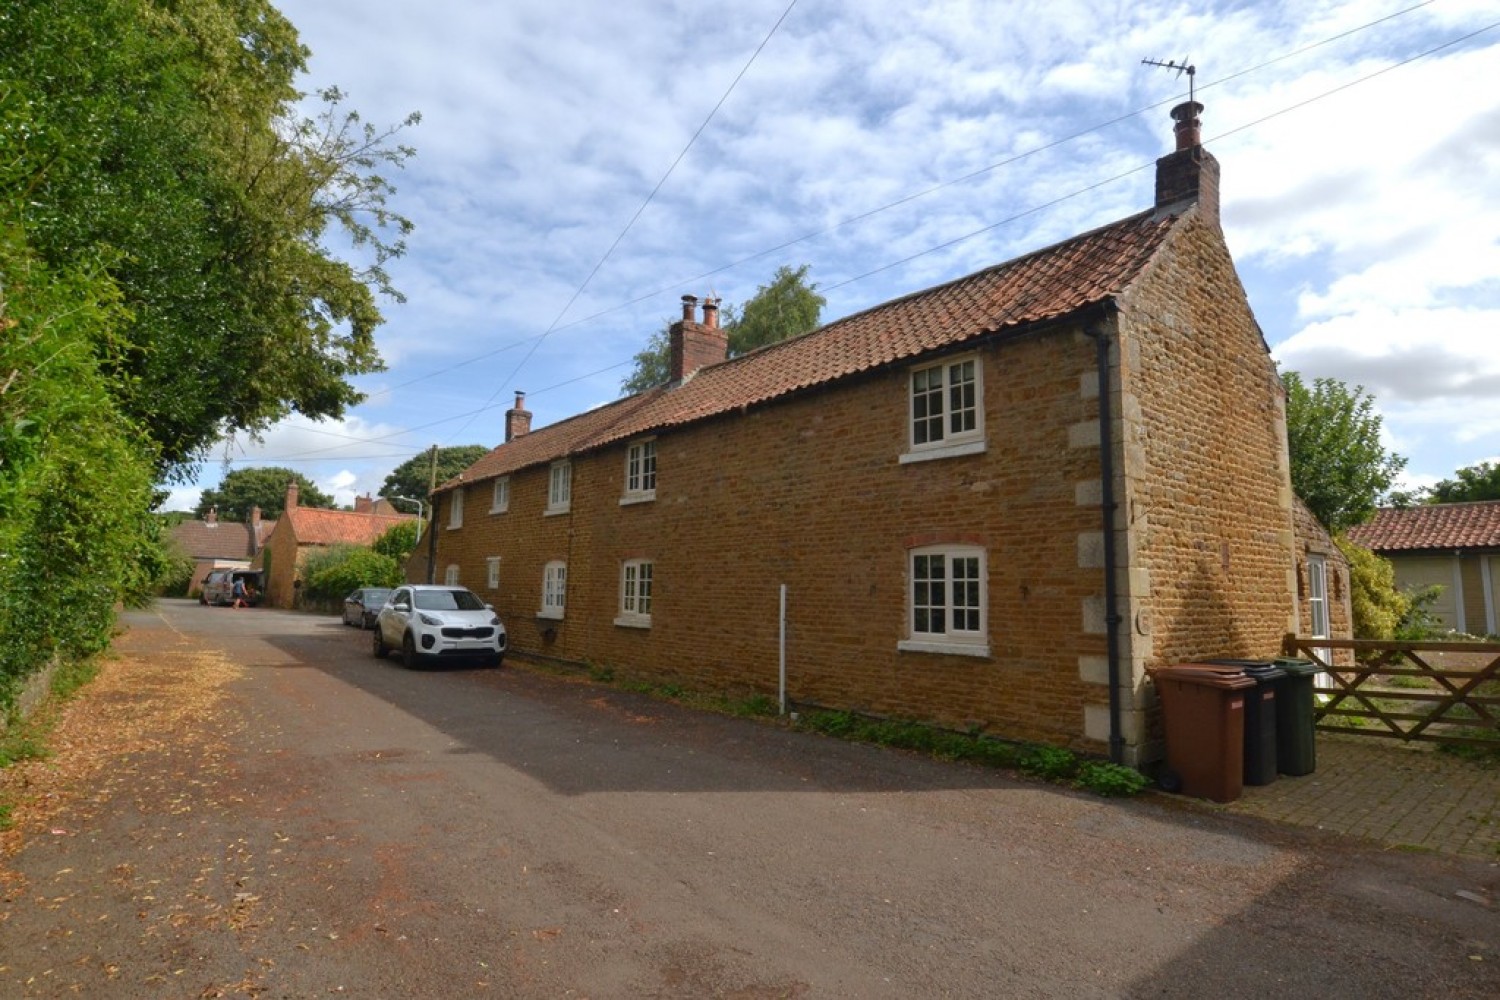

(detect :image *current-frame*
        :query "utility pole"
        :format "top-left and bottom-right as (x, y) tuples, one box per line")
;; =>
(425, 444), (439, 584)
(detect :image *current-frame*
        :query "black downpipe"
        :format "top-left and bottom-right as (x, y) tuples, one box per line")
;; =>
(1087, 321), (1126, 764)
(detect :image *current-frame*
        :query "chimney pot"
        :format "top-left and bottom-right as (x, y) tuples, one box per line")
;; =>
(1171, 100), (1204, 151)
(1154, 102), (1219, 226)
(681, 294), (698, 323)
(505, 390), (532, 442)
(668, 297), (729, 382)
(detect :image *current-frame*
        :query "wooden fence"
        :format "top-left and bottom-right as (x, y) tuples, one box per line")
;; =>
(1282, 635), (1500, 748)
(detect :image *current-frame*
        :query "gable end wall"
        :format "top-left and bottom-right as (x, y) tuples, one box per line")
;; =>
(1113, 211), (1299, 751)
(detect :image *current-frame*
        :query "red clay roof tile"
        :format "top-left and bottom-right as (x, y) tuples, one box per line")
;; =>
(446, 208), (1177, 491)
(1346, 502), (1500, 552)
(284, 507), (417, 547)
(170, 519), (276, 559)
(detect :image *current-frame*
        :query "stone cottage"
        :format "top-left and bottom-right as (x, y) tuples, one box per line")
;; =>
(255, 484), (416, 608)
(429, 104), (1309, 766)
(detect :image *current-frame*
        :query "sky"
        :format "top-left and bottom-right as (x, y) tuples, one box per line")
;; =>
(166, 0), (1500, 512)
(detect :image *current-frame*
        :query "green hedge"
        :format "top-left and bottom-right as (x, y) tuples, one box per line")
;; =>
(0, 225), (163, 715)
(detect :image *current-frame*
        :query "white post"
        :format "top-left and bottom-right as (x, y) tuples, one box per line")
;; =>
(779, 583), (788, 716)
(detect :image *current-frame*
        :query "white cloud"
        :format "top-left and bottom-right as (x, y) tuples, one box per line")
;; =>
(167, 0), (1500, 503)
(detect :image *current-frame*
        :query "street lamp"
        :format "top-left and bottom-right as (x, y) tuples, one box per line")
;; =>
(384, 495), (426, 542)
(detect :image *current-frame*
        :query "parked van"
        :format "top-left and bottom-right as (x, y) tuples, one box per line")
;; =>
(200, 569), (263, 607)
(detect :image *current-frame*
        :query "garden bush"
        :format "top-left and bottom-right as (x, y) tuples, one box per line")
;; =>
(301, 546), (401, 603)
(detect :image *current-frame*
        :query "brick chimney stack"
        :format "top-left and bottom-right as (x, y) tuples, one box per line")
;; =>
(249, 506), (263, 551)
(354, 494), (373, 514)
(285, 480), (300, 511)
(1154, 101), (1219, 227)
(505, 391), (532, 443)
(669, 294), (728, 383)
(206, 506), (218, 525)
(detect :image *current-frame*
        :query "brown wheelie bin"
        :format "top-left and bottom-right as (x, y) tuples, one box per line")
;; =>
(1150, 665), (1258, 803)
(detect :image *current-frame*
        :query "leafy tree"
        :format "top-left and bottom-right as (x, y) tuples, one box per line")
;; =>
(379, 446), (487, 503)
(1, 0), (418, 478)
(373, 521), (420, 565)
(621, 325), (674, 396)
(1427, 461), (1500, 504)
(725, 264), (826, 356)
(621, 265), (825, 394)
(196, 467), (333, 521)
(1283, 371), (1406, 533)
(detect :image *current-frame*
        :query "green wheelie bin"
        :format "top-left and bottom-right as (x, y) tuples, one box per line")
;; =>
(1272, 657), (1323, 776)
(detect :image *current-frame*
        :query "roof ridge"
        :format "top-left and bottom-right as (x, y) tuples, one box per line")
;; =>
(444, 207), (1182, 492)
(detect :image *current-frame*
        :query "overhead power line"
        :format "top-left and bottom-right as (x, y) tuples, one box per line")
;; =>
(440, 0), (803, 444)
(233, 7), (1491, 471)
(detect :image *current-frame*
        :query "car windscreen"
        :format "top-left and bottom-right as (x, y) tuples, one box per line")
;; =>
(413, 589), (485, 612)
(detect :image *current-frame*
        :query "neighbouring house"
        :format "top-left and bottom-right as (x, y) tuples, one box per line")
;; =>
(254, 484), (417, 608)
(429, 103), (1316, 766)
(1290, 499), (1354, 665)
(1347, 500), (1500, 636)
(170, 506), (275, 597)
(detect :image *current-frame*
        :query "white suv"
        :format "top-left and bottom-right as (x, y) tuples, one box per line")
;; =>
(372, 584), (507, 669)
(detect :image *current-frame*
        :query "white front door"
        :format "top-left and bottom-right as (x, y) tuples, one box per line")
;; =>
(1307, 555), (1333, 688)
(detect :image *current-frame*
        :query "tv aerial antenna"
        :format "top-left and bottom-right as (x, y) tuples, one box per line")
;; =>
(1142, 57), (1196, 103)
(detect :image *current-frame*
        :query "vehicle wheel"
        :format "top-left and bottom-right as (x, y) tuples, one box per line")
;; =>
(372, 628), (389, 659)
(1156, 768), (1183, 794)
(401, 633), (421, 670)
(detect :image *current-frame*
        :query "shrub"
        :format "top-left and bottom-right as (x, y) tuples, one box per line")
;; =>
(301, 546), (401, 603)
(1336, 535), (1409, 640)
(373, 520), (419, 564)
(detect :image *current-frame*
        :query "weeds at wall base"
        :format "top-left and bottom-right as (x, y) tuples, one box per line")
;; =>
(525, 656), (1149, 798)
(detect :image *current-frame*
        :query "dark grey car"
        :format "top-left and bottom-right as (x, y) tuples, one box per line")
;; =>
(341, 587), (393, 629)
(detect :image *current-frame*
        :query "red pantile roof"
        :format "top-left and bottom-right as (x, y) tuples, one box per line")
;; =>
(1346, 502), (1500, 552)
(284, 507), (417, 547)
(170, 519), (275, 559)
(447, 208), (1178, 490)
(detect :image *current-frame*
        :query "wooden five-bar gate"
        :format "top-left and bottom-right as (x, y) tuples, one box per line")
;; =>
(1282, 635), (1500, 748)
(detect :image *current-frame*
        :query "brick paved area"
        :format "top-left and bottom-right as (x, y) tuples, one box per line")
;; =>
(1225, 732), (1499, 858)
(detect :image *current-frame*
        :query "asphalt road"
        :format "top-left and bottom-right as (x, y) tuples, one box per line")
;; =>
(1, 599), (1496, 998)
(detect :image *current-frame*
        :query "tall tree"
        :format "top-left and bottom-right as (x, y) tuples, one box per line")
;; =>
(620, 325), (674, 397)
(379, 446), (488, 502)
(621, 265), (825, 395)
(1426, 461), (1500, 504)
(724, 264), (826, 356)
(1282, 371), (1406, 533)
(196, 467), (333, 521)
(1, 0), (418, 478)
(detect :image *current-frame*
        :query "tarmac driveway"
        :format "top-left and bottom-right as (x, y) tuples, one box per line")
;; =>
(0, 599), (1495, 998)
